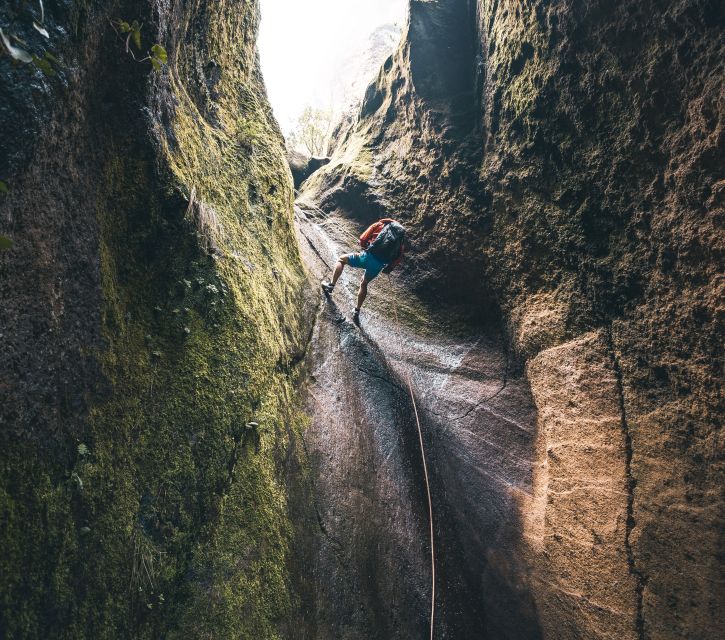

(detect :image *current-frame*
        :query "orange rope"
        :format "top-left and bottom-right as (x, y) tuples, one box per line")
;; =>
(389, 275), (436, 640)
(299, 193), (437, 636)
(294, 190), (359, 243)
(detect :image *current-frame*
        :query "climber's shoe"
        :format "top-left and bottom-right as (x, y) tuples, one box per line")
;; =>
(352, 307), (360, 325)
(321, 281), (334, 296)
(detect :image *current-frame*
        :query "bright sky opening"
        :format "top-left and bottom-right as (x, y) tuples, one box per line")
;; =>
(258, 0), (408, 136)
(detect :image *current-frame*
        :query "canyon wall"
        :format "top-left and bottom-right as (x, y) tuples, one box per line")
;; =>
(305, 0), (724, 637)
(0, 1), (311, 637)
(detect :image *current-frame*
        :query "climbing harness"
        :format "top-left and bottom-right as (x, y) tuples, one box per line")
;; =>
(389, 274), (437, 640)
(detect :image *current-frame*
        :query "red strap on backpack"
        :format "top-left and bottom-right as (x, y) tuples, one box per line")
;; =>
(359, 218), (395, 248)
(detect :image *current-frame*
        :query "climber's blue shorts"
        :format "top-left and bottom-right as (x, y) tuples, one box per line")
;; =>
(346, 251), (386, 280)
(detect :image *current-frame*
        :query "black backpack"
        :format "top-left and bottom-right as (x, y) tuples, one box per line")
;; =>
(368, 221), (405, 263)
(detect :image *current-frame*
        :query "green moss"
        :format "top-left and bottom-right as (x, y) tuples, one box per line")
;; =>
(80, 58), (307, 640)
(349, 147), (375, 182)
(0, 2), (312, 638)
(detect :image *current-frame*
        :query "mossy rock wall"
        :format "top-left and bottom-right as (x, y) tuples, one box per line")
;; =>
(0, 1), (311, 638)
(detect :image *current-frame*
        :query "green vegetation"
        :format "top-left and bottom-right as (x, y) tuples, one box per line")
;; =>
(287, 106), (334, 156)
(0, 3), (165, 76)
(110, 19), (167, 71)
(0, 1), (311, 638)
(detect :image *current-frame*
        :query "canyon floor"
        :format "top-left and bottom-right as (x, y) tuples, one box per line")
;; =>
(294, 202), (544, 639)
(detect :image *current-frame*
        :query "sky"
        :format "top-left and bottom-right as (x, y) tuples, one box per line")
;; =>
(258, 0), (408, 135)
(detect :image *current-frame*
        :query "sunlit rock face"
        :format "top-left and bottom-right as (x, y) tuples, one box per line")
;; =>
(306, 0), (724, 637)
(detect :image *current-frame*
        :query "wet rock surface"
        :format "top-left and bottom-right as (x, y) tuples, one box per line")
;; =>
(294, 204), (543, 638)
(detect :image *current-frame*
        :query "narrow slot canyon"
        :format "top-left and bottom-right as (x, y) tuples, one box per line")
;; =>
(0, 1), (722, 639)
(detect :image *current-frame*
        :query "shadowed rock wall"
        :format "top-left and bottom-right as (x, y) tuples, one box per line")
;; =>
(0, 1), (312, 637)
(305, 0), (724, 637)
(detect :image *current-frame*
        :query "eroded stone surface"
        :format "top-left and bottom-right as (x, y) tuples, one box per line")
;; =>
(526, 331), (638, 640)
(302, 0), (723, 637)
(295, 206), (542, 638)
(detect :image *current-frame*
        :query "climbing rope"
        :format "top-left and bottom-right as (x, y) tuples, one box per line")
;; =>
(294, 189), (359, 244)
(389, 275), (437, 640)
(296, 190), (437, 637)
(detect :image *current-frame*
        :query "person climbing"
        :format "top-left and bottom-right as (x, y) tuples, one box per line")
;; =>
(321, 218), (406, 323)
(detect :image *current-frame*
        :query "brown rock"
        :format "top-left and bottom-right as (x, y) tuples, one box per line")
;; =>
(526, 330), (639, 640)
(304, 0), (724, 636)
